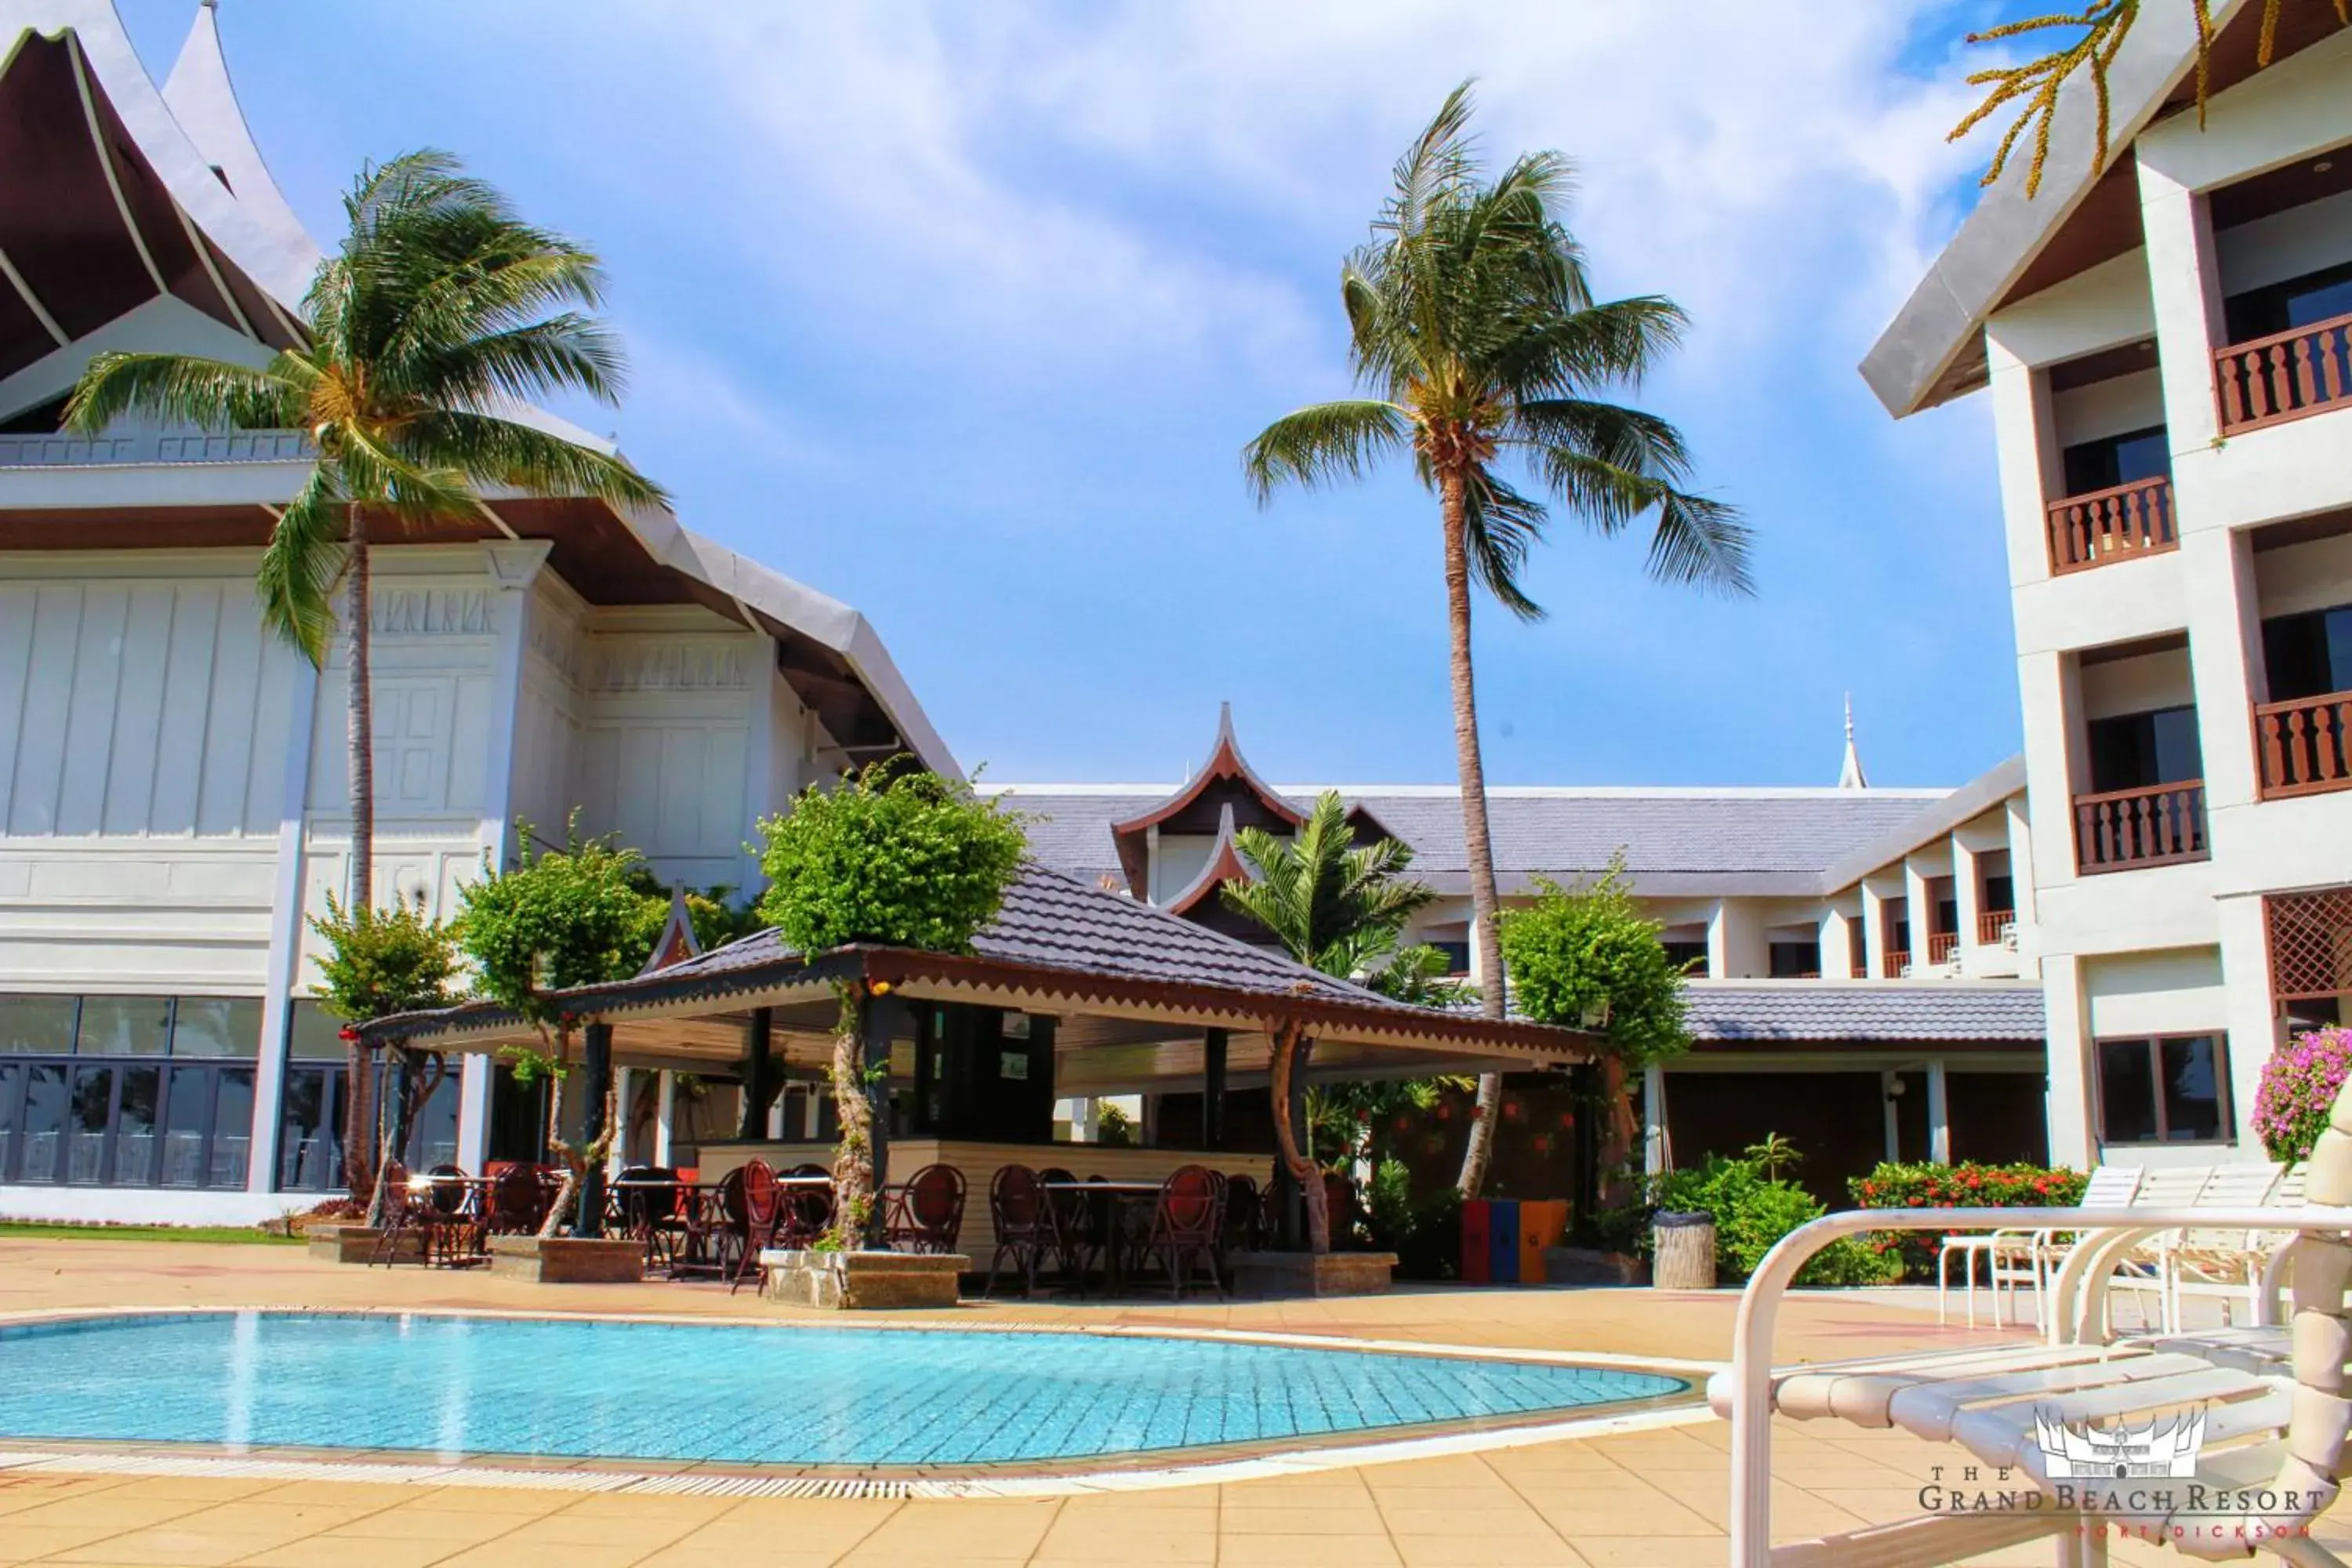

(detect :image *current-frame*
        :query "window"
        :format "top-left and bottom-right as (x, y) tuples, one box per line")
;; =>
(1426, 941), (1472, 976)
(1661, 941), (1709, 975)
(2097, 1033), (2230, 1145)
(2087, 706), (2203, 792)
(1984, 873), (2016, 914)
(171, 998), (263, 1058)
(0, 996), (77, 1054)
(2226, 260), (2352, 342)
(2263, 604), (2352, 704)
(1767, 942), (1821, 978)
(288, 1000), (349, 1060)
(78, 996), (171, 1057)
(2061, 424), (2170, 496)
(277, 1067), (347, 1191)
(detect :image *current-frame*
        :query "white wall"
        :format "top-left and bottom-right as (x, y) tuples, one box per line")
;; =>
(2078, 645), (2196, 721)
(2051, 367), (2165, 449)
(2213, 187), (2352, 299)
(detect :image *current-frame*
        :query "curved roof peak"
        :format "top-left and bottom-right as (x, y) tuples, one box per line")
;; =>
(1162, 803), (1252, 916)
(1837, 692), (1868, 790)
(1108, 702), (1305, 893)
(160, 0), (319, 285)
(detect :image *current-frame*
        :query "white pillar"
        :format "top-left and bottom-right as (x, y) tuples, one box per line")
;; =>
(652, 1070), (676, 1167)
(455, 1054), (492, 1173)
(743, 636), (779, 894)
(1861, 883), (1891, 981)
(2043, 953), (2096, 1168)
(2182, 525), (2266, 813)
(1881, 1070), (1902, 1163)
(1903, 860), (1934, 973)
(2219, 893), (2284, 1152)
(1926, 1059), (1952, 1166)
(1820, 907), (1857, 981)
(1954, 836), (1985, 971)
(609, 1066), (634, 1175)
(477, 542), (551, 868)
(1643, 1064), (1668, 1178)
(803, 1086), (822, 1139)
(1986, 335), (2063, 589)
(246, 653), (320, 1195)
(2005, 793), (2042, 979)
(2134, 157), (2225, 453)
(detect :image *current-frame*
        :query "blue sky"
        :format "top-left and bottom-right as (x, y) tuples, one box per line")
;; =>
(122, 1), (2036, 789)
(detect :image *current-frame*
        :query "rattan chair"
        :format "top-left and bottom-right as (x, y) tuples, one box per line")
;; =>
(983, 1164), (1052, 1298)
(886, 1163), (967, 1254)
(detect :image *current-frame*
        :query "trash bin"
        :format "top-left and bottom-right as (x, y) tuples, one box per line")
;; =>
(1651, 1209), (1716, 1290)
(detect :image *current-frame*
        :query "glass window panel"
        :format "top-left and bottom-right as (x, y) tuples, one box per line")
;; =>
(16, 1063), (66, 1183)
(209, 1068), (253, 1189)
(113, 1063), (162, 1185)
(288, 1000), (349, 1061)
(405, 1069), (461, 1171)
(2161, 1036), (2227, 1142)
(275, 1067), (344, 1192)
(0, 995), (77, 1054)
(66, 1065), (114, 1183)
(0, 1062), (21, 1181)
(76, 996), (169, 1058)
(2098, 1039), (2160, 1145)
(2111, 429), (2172, 486)
(2284, 267), (2352, 330)
(170, 998), (262, 1059)
(2151, 707), (2204, 785)
(160, 1066), (213, 1189)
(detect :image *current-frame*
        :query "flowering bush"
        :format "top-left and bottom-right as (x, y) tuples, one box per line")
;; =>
(1849, 1161), (2089, 1280)
(2252, 1027), (2352, 1164)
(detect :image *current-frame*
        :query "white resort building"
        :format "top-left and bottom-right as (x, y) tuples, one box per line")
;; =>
(0, 0), (951, 1223)
(1867, 0), (2352, 1167)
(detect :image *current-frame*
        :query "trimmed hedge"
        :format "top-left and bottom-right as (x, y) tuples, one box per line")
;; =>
(1848, 1161), (2088, 1280)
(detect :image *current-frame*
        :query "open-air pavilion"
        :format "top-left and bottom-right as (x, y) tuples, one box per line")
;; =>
(365, 862), (1595, 1268)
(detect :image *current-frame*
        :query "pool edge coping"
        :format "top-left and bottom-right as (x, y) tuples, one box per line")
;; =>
(0, 1303), (1723, 1497)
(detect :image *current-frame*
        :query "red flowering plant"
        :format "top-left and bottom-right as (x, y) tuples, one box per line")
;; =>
(1848, 1160), (2088, 1280)
(2253, 1027), (2352, 1164)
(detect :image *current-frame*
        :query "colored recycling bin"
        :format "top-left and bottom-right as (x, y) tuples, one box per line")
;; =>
(1486, 1198), (1520, 1283)
(1519, 1198), (1570, 1283)
(1461, 1196), (1573, 1285)
(1461, 1197), (1491, 1283)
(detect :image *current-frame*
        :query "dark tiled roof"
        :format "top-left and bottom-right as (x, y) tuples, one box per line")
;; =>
(1679, 985), (2046, 1044)
(993, 786), (1945, 887)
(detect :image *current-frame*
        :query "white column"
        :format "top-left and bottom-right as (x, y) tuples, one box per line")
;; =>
(1926, 1059), (1952, 1166)
(2005, 795), (2042, 979)
(2218, 893), (2283, 1152)
(2018, 652), (2083, 900)
(2134, 158), (2225, 453)
(1860, 883), (1890, 981)
(455, 1055), (492, 1173)
(1903, 860), (1933, 974)
(1954, 836), (1985, 971)
(765, 1091), (786, 1139)
(1642, 1064), (1668, 1178)
(652, 1070), (676, 1167)
(2043, 953), (2096, 1168)
(1880, 1070), (1903, 1163)
(803, 1086), (822, 1139)
(2182, 525), (2266, 813)
(743, 636), (779, 894)
(1706, 899), (1765, 981)
(246, 653), (320, 1195)
(477, 542), (550, 867)
(1986, 336), (2063, 588)
(1820, 907), (1857, 980)
(609, 1066), (635, 1174)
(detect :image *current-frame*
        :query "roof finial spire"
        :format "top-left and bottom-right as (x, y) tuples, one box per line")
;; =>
(1837, 692), (1869, 790)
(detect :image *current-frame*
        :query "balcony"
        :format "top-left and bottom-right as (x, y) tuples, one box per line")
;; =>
(2213, 310), (2352, 435)
(2045, 475), (2177, 575)
(1881, 950), (1911, 979)
(1926, 931), (1960, 966)
(0, 429), (313, 467)
(2074, 781), (2209, 874)
(1976, 909), (2018, 948)
(2256, 691), (2352, 800)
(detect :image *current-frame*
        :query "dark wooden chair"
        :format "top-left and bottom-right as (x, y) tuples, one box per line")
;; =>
(368, 1159), (420, 1266)
(486, 1163), (547, 1236)
(728, 1160), (781, 1295)
(1144, 1164), (1225, 1300)
(691, 1167), (749, 1279)
(1222, 1172), (1264, 1258)
(886, 1163), (967, 1254)
(776, 1163), (833, 1247)
(1038, 1166), (1095, 1290)
(617, 1165), (688, 1269)
(982, 1164), (1051, 1298)
(419, 1163), (485, 1267)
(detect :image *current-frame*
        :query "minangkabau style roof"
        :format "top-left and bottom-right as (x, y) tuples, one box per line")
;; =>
(365, 861), (1591, 1074)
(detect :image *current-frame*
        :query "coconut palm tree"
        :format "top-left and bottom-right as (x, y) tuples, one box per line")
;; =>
(1243, 83), (1750, 1197)
(64, 151), (665, 1196)
(1221, 789), (1435, 1253)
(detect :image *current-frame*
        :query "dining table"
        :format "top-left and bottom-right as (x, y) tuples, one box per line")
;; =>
(609, 1173), (835, 1279)
(1040, 1180), (1162, 1296)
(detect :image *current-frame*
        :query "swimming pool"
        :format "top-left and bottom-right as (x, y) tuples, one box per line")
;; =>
(0, 1312), (1686, 1470)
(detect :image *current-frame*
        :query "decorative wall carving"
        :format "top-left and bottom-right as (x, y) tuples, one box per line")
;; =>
(589, 640), (750, 692)
(370, 590), (495, 637)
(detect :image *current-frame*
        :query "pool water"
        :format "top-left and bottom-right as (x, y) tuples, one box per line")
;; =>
(0, 1312), (1686, 1469)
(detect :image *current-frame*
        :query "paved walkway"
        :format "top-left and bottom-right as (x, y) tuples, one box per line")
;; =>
(0, 1238), (2343, 1566)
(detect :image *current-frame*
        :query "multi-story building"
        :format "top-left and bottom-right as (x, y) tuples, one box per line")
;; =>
(1867, 0), (2352, 1166)
(0, 1), (951, 1223)
(996, 707), (2049, 1202)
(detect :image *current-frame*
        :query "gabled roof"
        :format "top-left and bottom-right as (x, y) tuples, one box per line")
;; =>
(1161, 803), (1252, 916)
(1107, 703), (1302, 891)
(1679, 983), (2045, 1044)
(1864, 0), (2348, 416)
(369, 860), (1592, 1062)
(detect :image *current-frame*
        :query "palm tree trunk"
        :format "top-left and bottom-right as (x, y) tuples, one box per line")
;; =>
(1269, 1022), (1329, 1254)
(1438, 466), (1510, 1200)
(341, 514), (377, 1200)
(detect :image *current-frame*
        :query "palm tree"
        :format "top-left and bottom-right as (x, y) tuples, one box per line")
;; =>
(1221, 790), (1434, 1253)
(1243, 83), (1750, 1197)
(64, 151), (664, 1198)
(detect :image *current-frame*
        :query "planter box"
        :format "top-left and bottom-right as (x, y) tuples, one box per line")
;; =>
(1229, 1250), (1396, 1298)
(486, 1234), (644, 1284)
(306, 1225), (421, 1265)
(1541, 1246), (1644, 1287)
(759, 1248), (967, 1309)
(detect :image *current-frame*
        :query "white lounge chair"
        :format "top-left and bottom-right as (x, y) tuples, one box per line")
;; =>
(2173, 1164), (2302, 1325)
(1716, 1112), (2352, 1563)
(1937, 1164), (2141, 1330)
(2102, 1164), (2222, 1332)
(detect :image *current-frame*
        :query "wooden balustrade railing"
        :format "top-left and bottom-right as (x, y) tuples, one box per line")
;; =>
(1926, 931), (1960, 965)
(1849, 960), (1868, 980)
(2213, 310), (2352, 434)
(2045, 475), (2176, 574)
(1976, 909), (2017, 946)
(1882, 950), (1911, 979)
(2073, 781), (2209, 874)
(2256, 691), (2352, 800)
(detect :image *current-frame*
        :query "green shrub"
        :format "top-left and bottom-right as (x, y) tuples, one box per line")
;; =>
(1849, 1160), (2088, 1280)
(1365, 1161), (1462, 1280)
(1627, 1149), (1904, 1287)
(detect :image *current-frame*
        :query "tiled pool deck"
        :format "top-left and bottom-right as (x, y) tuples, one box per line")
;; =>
(4, 1236), (2350, 1566)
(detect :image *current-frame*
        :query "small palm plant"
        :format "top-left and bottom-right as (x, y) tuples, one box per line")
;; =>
(64, 151), (664, 1196)
(1221, 790), (1435, 1254)
(1245, 83), (1748, 1197)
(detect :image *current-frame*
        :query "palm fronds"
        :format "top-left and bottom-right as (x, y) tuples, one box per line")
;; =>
(1219, 792), (1436, 978)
